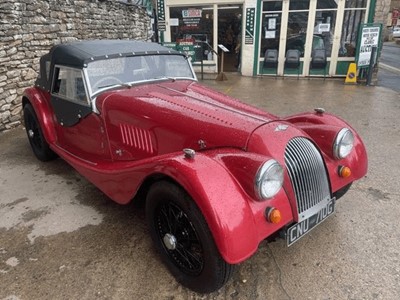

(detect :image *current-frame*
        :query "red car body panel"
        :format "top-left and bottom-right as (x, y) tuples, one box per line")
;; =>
(23, 43), (368, 265)
(97, 81), (275, 161)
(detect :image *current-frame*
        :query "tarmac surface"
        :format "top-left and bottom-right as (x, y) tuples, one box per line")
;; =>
(1, 74), (399, 300)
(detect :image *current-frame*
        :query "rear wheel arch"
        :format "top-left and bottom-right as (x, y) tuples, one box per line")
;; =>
(22, 96), (30, 108)
(23, 103), (57, 161)
(22, 95), (57, 145)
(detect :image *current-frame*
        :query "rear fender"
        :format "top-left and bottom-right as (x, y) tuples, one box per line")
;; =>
(23, 87), (57, 144)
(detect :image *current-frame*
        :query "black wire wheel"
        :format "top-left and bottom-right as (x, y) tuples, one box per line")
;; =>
(146, 181), (234, 293)
(23, 104), (57, 162)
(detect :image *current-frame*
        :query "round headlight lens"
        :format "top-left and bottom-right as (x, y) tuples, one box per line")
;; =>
(333, 128), (354, 159)
(255, 160), (284, 200)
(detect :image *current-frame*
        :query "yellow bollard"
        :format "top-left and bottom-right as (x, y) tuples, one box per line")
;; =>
(345, 63), (357, 84)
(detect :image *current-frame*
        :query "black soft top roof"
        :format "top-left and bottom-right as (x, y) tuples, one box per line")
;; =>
(51, 39), (180, 67)
(36, 40), (181, 91)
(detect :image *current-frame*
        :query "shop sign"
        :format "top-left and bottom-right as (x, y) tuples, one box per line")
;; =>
(182, 9), (202, 30)
(356, 23), (382, 68)
(182, 9), (202, 18)
(162, 42), (177, 50)
(158, 21), (166, 31)
(157, 0), (165, 21)
(245, 8), (255, 45)
(177, 39), (196, 62)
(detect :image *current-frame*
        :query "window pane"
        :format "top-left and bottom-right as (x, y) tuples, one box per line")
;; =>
(314, 10), (337, 56)
(339, 10), (366, 57)
(263, 1), (283, 11)
(345, 0), (367, 8)
(170, 7), (214, 46)
(260, 13), (282, 57)
(317, 0), (338, 9)
(289, 0), (310, 11)
(286, 12), (309, 57)
(53, 67), (87, 103)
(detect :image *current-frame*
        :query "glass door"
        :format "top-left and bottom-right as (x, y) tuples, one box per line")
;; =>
(259, 0), (340, 77)
(285, 0), (310, 75)
(217, 5), (243, 72)
(260, 1), (283, 75)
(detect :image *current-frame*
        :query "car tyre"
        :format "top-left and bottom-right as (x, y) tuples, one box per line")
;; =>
(24, 104), (57, 162)
(146, 181), (234, 293)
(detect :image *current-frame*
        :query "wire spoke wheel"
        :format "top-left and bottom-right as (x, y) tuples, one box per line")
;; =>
(146, 181), (234, 293)
(155, 202), (204, 275)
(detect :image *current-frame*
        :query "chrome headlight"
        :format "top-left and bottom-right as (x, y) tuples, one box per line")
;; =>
(333, 128), (354, 159)
(255, 160), (284, 200)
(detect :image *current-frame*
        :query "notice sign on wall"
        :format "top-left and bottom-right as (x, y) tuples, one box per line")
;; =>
(182, 9), (202, 30)
(356, 24), (382, 67)
(177, 39), (196, 62)
(157, 0), (166, 31)
(245, 8), (255, 45)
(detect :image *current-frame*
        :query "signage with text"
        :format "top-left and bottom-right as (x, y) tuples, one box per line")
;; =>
(245, 8), (255, 45)
(356, 23), (382, 68)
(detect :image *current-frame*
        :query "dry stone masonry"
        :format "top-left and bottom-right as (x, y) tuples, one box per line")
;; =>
(0, 0), (151, 131)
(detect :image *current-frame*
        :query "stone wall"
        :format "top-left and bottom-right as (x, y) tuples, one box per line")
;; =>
(0, 0), (151, 131)
(374, 0), (392, 40)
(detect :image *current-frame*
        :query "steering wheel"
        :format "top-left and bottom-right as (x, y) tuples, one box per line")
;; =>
(93, 76), (123, 91)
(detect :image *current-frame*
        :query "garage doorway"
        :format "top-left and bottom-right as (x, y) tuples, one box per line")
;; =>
(217, 5), (243, 72)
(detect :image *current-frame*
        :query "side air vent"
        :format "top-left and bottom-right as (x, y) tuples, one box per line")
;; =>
(120, 124), (154, 154)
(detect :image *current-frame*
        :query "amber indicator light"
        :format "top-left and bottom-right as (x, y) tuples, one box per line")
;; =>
(339, 166), (351, 178)
(266, 207), (282, 224)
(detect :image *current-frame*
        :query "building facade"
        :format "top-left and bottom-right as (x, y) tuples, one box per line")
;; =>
(157, 0), (389, 77)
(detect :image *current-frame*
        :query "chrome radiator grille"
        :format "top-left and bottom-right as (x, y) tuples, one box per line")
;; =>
(284, 137), (331, 221)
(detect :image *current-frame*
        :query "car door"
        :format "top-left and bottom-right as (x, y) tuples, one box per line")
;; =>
(50, 65), (109, 161)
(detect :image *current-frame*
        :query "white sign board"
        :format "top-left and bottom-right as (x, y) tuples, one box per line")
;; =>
(265, 31), (276, 39)
(169, 18), (179, 26)
(218, 44), (229, 52)
(318, 23), (330, 33)
(357, 26), (380, 67)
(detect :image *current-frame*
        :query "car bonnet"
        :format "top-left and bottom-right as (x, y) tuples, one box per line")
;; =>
(98, 81), (278, 152)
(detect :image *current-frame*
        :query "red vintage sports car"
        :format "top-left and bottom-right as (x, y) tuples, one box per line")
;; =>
(23, 40), (367, 293)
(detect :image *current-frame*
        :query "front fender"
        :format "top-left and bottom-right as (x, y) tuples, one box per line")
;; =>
(156, 153), (261, 264)
(58, 148), (289, 264)
(284, 112), (368, 189)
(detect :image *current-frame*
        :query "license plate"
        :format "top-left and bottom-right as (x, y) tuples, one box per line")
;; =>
(287, 198), (335, 246)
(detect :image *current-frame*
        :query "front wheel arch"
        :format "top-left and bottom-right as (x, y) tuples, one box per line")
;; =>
(333, 183), (352, 200)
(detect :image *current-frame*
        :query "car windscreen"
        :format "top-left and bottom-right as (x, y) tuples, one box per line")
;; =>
(86, 54), (195, 95)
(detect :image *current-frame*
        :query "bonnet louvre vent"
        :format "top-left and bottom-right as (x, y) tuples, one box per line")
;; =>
(120, 124), (154, 154)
